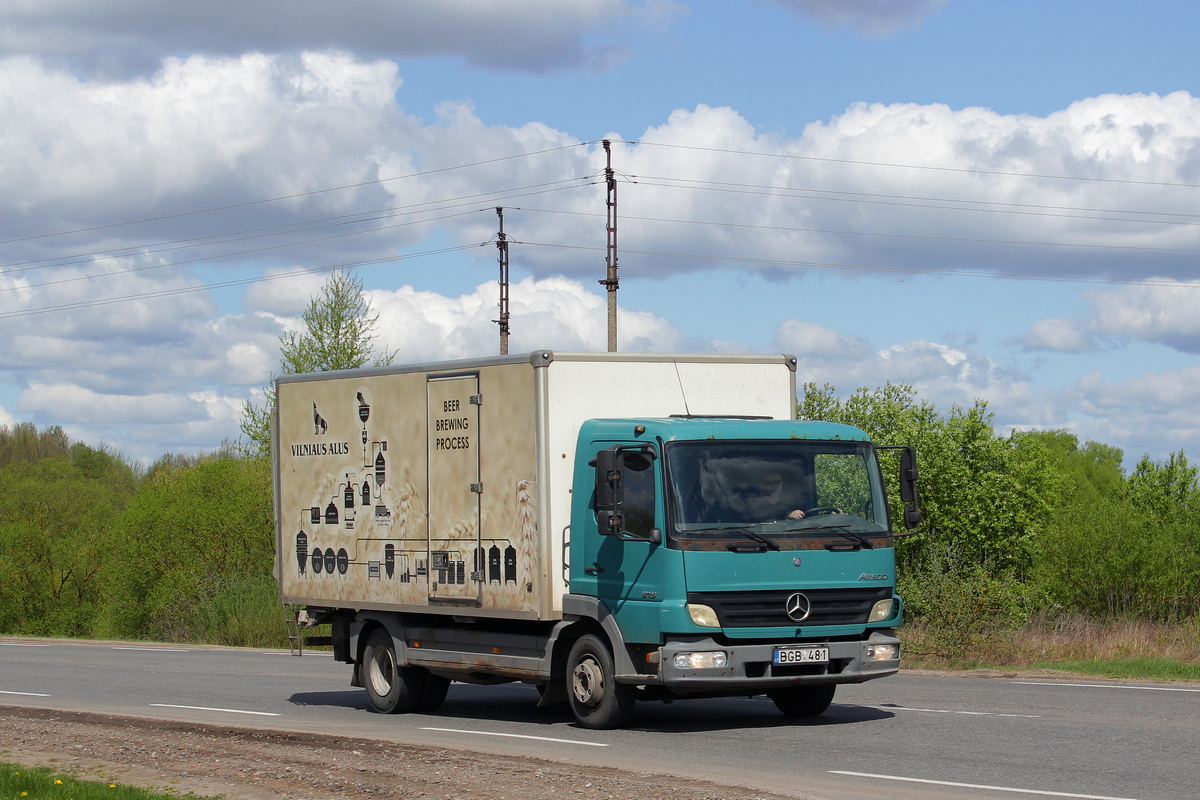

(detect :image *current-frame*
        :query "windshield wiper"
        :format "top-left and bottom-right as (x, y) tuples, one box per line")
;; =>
(828, 527), (875, 549)
(769, 520), (877, 549)
(687, 525), (780, 551)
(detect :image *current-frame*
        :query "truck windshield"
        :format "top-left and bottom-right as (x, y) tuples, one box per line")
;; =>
(664, 440), (890, 544)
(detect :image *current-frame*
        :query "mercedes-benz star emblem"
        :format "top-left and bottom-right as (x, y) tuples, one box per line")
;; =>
(785, 592), (811, 623)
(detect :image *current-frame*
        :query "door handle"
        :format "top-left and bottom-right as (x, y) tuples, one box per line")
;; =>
(584, 564), (604, 575)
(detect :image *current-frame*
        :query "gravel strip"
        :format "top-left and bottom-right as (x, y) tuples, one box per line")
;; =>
(0, 705), (796, 800)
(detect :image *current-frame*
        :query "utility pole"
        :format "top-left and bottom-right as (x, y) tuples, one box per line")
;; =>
(599, 139), (618, 352)
(494, 207), (510, 355)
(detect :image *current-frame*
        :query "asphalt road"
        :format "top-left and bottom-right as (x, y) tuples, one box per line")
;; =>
(2, 638), (1197, 800)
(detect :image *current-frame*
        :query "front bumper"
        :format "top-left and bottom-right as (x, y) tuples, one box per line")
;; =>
(655, 629), (900, 695)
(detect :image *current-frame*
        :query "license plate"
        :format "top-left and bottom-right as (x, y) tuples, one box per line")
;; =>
(773, 646), (829, 665)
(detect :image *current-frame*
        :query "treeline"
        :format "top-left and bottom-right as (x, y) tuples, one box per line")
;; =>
(1, 381), (1198, 648)
(801, 383), (1200, 654)
(0, 422), (278, 644)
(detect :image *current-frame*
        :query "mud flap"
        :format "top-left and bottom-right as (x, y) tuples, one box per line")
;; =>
(536, 680), (568, 706)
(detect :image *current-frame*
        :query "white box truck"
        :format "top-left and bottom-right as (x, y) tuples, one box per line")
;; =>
(274, 351), (919, 729)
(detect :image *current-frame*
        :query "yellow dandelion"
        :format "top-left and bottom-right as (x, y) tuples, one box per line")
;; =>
(56, 779), (64, 784)
(110, 784), (117, 788)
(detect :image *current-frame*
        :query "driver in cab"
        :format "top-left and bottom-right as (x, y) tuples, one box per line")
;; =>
(749, 471), (841, 521)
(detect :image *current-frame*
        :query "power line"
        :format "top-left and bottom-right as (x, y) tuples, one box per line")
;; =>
(0, 142), (596, 247)
(513, 206), (1200, 255)
(0, 244), (484, 320)
(633, 140), (1200, 190)
(0, 183), (594, 291)
(631, 176), (1200, 227)
(515, 240), (1200, 289)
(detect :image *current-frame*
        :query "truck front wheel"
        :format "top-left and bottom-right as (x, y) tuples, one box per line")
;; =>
(363, 629), (424, 714)
(770, 684), (836, 718)
(566, 634), (635, 729)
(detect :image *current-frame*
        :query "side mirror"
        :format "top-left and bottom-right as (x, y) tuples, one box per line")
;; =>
(877, 445), (922, 533)
(898, 446), (922, 531)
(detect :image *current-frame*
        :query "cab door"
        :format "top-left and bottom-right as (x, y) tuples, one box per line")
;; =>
(578, 444), (665, 643)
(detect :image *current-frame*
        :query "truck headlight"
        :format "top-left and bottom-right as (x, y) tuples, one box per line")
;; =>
(867, 599), (894, 623)
(687, 603), (721, 628)
(673, 651), (728, 669)
(865, 643), (898, 661)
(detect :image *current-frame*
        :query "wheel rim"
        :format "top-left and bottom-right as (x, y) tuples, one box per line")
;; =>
(571, 655), (604, 708)
(369, 648), (394, 697)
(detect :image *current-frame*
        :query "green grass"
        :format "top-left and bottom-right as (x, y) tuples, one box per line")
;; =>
(0, 763), (210, 800)
(1029, 657), (1200, 682)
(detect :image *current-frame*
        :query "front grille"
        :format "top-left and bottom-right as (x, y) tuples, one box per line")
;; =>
(688, 587), (891, 627)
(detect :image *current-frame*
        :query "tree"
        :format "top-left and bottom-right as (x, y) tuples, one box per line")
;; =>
(99, 454), (275, 641)
(240, 271), (395, 457)
(799, 382), (1059, 571)
(0, 443), (137, 635)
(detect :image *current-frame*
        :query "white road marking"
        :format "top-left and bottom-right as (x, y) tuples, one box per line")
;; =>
(876, 703), (1041, 718)
(420, 727), (609, 747)
(1016, 681), (1200, 693)
(259, 651), (335, 657)
(150, 703), (280, 716)
(0, 690), (51, 697)
(0, 643), (51, 647)
(112, 646), (189, 652)
(831, 771), (1139, 800)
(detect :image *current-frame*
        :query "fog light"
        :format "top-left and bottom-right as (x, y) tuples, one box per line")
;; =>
(867, 598), (894, 623)
(687, 603), (721, 628)
(673, 651), (728, 669)
(865, 643), (897, 661)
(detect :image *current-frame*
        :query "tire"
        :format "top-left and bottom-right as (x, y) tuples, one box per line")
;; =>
(362, 629), (425, 714)
(566, 634), (635, 729)
(770, 684), (836, 718)
(414, 673), (451, 713)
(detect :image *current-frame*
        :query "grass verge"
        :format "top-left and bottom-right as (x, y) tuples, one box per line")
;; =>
(0, 762), (206, 800)
(902, 613), (1200, 682)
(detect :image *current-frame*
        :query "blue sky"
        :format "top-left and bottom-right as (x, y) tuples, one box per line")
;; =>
(0, 0), (1198, 467)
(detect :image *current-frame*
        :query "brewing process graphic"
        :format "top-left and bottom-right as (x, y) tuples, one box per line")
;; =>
(278, 368), (541, 614)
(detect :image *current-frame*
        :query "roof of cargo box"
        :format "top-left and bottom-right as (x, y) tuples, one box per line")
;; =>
(274, 350), (797, 384)
(579, 417), (871, 443)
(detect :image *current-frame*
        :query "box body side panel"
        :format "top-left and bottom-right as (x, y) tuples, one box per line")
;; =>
(276, 363), (540, 616)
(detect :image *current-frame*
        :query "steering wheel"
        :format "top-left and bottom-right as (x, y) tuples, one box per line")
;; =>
(805, 506), (841, 516)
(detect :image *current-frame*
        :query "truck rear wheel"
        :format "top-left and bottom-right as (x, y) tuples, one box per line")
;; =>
(770, 684), (836, 717)
(414, 673), (451, 712)
(566, 634), (634, 730)
(363, 629), (424, 714)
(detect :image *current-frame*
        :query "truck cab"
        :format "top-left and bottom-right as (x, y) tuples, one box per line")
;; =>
(562, 418), (913, 727)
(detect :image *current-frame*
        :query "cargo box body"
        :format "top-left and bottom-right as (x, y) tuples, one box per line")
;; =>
(273, 351), (797, 623)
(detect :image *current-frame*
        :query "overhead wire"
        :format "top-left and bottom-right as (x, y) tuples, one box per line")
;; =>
(6, 136), (1200, 319)
(633, 140), (1200, 190)
(512, 240), (1200, 289)
(0, 141), (598, 247)
(0, 243), (487, 320)
(0, 179), (596, 283)
(630, 175), (1200, 227)
(512, 205), (1200, 255)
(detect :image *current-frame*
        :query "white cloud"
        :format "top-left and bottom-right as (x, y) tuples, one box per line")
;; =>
(0, 404), (14, 427)
(0, 0), (659, 76)
(774, 318), (1037, 416)
(1021, 282), (1200, 354)
(1088, 284), (1200, 353)
(373, 276), (687, 363)
(1021, 316), (1098, 353)
(4, 54), (1199, 288)
(769, 0), (948, 36)
(1067, 366), (1200, 457)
